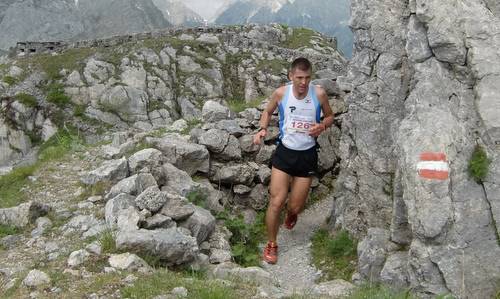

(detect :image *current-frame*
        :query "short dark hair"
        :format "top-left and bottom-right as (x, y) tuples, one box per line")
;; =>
(291, 57), (312, 72)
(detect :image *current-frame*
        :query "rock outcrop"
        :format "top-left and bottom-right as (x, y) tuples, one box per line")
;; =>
(331, 0), (500, 297)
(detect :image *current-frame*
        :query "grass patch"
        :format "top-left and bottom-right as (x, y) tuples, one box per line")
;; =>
(2, 75), (17, 85)
(346, 283), (418, 299)
(0, 164), (36, 208)
(256, 59), (288, 74)
(38, 128), (84, 162)
(216, 210), (266, 267)
(46, 83), (71, 107)
(0, 224), (21, 238)
(99, 229), (118, 254)
(0, 128), (84, 208)
(181, 118), (202, 135)
(17, 48), (95, 80)
(227, 97), (263, 113)
(14, 93), (37, 107)
(186, 189), (208, 208)
(311, 229), (357, 281)
(283, 27), (316, 49)
(468, 145), (490, 183)
(121, 269), (240, 299)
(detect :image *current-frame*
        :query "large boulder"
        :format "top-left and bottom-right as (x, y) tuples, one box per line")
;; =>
(160, 163), (199, 197)
(198, 129), (229, 153)
(145, 134), (209, 175)
(134, 186), (169, 213)
(202, 100), (231, 122)
(128, 148), (164, 174)
(115, 228), (198, 266)
(106, 173), (157, 199)
(80, 157), (129, 186)
(212, 163), (256, 186)
(179, 205), (216, 244)
(0, 201), (49, 228)
(105, 193), (136, 227)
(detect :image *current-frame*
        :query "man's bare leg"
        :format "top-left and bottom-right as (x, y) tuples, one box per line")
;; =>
(266, 167), (290, 243)
(286, 176), (313, 217)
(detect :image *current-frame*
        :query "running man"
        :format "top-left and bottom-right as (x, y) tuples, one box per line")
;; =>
(253, 57), (334, 264)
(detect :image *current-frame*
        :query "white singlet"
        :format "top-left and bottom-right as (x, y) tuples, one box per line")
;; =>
(278, 84), (321, 150)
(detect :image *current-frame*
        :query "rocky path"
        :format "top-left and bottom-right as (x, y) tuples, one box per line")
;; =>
(261, 196), (334, 295)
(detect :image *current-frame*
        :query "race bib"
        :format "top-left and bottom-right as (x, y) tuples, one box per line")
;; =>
(287, 115), (315, 134)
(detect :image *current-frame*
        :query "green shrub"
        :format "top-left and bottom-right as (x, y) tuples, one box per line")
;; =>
(121, 269), (238, 299)
(14, 93), (37, 107)
(0, 164), (36, 208)
(38, 129), (84, 162)
(311, 229), (357, 281)
(73, 104), (86, 117)
(186, 189), (207, 208)
(0, 224), (21, 238)
(99, 230), (117, 254)
(2, 75), (17, 85)
(46, 83), (71, 107)
(227, 97), (262, 113)
(216, 211), (266, 267)
(347, 283), (417, 299)
(468, 145), (490, 183)
(283, 27), (315, 49)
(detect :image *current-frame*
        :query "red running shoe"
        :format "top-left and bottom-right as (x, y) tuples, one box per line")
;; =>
(284, 212), (297, 230)
(262, 241), (278, 264)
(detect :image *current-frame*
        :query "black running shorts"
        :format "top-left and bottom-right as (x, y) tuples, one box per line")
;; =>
(271, 143), (318, 177)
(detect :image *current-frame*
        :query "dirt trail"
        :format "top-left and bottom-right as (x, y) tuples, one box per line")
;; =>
(261, 196), (334, 294)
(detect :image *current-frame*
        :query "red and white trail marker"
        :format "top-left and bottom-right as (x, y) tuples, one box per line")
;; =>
(417, 152), (449, 180)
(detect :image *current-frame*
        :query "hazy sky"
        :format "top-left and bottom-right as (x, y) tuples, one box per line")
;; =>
(181, 0), (236, 21)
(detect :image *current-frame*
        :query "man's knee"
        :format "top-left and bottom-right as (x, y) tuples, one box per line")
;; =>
(268, 193), (286, 212)
(287, 197), (307, 215)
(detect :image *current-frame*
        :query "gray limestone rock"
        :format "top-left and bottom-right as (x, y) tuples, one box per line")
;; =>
(218, 135), (242, 161)
(142, 214), (175, 230)
(380, 251), (409, 289)
(128, 148), (164, 174)
(134, 186), (169, 213)
(0, 201), (49, 228)
(108, 253), (152, 272)
(160, 200), (195, 222)
(115, 228), (198, 266)
(80, 157), (129, 186)
(357, 228), (392, 282)
(202, 100), (231, 122)
(239, 135), (260, 153)
(179, 205), (216, 244)
(107, 173), (158, 199)
(213, 164), (256, 186)
(198, 129), (229, 153)
(22, 269), (50, 288)
(212, 263), (278, 286)
(255, 144), (276, 165)
(67, 249), (91, 267)
(105, 193), (136, 227)
(309, 280), (356, 298)
(145, 134), (209, 175)
(160, 163), (199, 197)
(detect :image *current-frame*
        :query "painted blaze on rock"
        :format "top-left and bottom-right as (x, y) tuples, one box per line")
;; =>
(417, 152), (449, 180)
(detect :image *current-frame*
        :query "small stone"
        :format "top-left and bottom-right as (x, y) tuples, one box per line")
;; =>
(85, 242), (102, 255)
(22, 269), (50, 287)
(171, 286), (188, 297)
(87, 196), (102, 203)
(67, 249), (90, 267)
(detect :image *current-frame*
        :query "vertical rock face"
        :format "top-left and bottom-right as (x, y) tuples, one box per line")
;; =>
(332, 0), (500, 297)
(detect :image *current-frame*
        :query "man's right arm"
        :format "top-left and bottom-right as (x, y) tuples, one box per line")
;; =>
(253, 87), (284, 145)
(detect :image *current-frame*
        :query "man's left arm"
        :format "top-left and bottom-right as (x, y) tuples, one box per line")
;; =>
(309, 86), (334, 137)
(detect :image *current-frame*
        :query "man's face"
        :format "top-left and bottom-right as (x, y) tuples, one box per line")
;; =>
(289, 68), (312, 95)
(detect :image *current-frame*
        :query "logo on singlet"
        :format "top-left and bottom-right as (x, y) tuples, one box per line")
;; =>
(289, 106), (296, 113)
